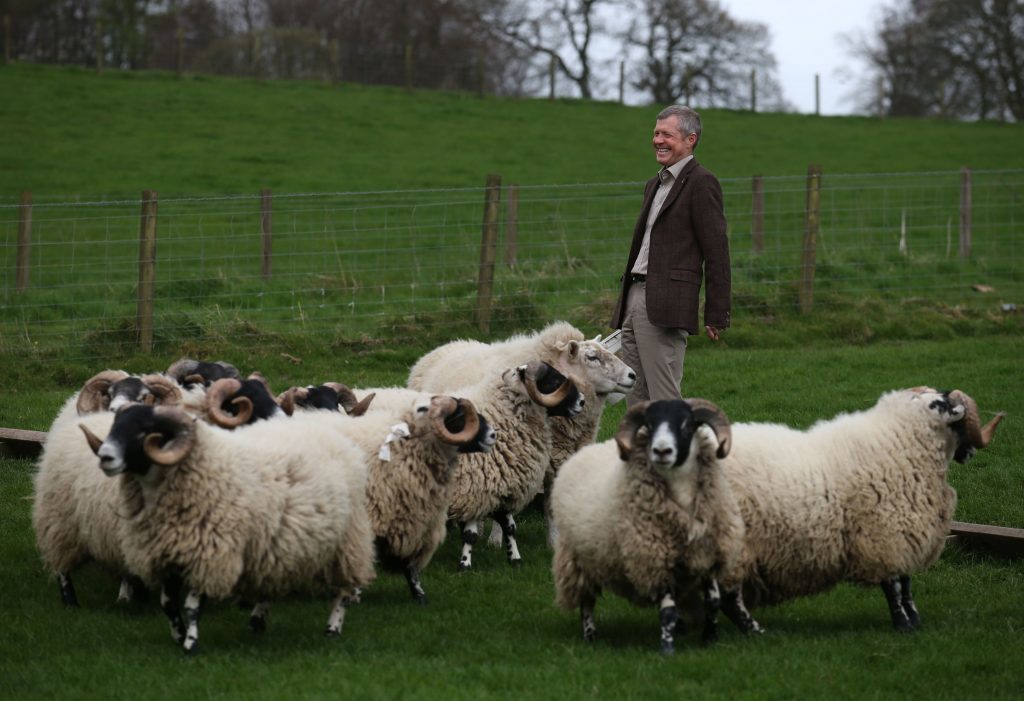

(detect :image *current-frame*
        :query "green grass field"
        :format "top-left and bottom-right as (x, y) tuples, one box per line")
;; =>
(0, 64), (1022, 699)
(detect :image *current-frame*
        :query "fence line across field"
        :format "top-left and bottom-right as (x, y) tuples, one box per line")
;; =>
(1, 168), (1021, 357)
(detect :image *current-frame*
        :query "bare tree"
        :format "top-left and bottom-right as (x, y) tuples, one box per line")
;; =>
(625, 0), (785, 109)
(484, 0), (613, 99)
(844, 0), (1023, 120)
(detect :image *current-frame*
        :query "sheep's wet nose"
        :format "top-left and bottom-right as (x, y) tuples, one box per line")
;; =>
(652, 445), (674, 461)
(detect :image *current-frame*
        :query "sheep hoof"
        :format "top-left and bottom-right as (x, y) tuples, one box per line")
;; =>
(701, 629), (719, 646)
(415, 596), (429, 607)
(458, 562), (472, 572)
(249, 616), (267, 634)
(659, 642), (675, 655)
(182, 641), (199, 656)
(324, 627), (341, 638)
(509, 558), (523, 568)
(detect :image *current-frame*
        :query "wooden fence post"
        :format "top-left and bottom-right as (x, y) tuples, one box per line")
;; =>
(475, 174), (502, 333)
(260, 188), (272, 279)
(505, 184), (519, 268)
(3, 15), (11, 65)
(799, 164), (822, 314)
(137, 190), (158, 353)
(16, 191), (32, 292)
(548, 55), (556, 100)
(750, 69), (757, 112)
(618, 61), (625, 104)
(751, 176), (764, 254)
(404, 42), (413, 91)
(959, 166), (972, 259)
(95, 20), (103, 75)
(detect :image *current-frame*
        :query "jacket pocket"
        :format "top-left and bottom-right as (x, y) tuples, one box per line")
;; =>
(669, 268), (701, 284)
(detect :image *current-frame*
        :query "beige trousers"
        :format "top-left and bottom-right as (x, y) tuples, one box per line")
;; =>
(619, 281), (689, 408)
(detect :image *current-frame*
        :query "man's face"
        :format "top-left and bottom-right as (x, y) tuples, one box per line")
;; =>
(652, 117), (695, 167)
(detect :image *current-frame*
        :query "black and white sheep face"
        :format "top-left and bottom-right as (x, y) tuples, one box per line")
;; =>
(903, 388), (981, 464)
(107, 377), (152, 411)
(569, 340), (637, 396)
(85, 405), (193, 477)
(641, 401), (698, 471)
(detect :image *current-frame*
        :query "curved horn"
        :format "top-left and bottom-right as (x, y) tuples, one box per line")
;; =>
(79, 423), (105, 456)
(206, 378), (253, 428)
(275, 387), (307, 416)
(76, 370), (131, 415)
(348, 392), (375, 417)
(949, 390), (1004, 449)
(523, 362), (572, 408)
(429, 396), (481, 445)
(324, 382), (360, 413)
(142, 407), (196, 466)
(614, 401), (651, 461)
(684, 398), (733, 459)
(248, 371), (271, 394)
(141, 374), (183, 406)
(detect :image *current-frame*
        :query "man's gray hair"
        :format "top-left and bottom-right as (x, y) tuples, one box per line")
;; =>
(657, 105), (702, 149)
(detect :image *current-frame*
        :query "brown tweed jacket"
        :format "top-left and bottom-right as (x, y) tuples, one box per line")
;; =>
(610, 158), (731, 334)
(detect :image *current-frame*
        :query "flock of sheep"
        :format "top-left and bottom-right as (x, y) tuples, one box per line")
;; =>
(30, 321), (1003, 654)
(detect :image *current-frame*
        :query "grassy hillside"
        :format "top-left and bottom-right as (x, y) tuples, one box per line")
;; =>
(3, 63), (1024, 198)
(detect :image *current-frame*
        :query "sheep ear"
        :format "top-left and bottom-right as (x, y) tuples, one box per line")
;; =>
(566, 340), (581, 359)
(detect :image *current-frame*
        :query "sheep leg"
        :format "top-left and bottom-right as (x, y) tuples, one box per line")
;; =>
(486, 519), (504, 548)
(659, 592), (680, 655)
(880, 576), (915, 632)
(325, 588), (359, 638)
(181, 589), (205, 655)
(248, 601), (270, 633)
(581, 594), (597, 643)
(700, 579), (721, 645)
(494, 510), (523, 566)
(58, 573), (79, 608)
(720, 589), (764, 634)
(160, 576), (186, 645)
(405, 564), (428, 606)
(899, 575), (921, 630)
(116, 578), (135, 604)
(458, 521), (480, 571)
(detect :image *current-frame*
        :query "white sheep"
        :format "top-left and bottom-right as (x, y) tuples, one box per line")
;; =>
(551, 399), (761, 653)
(303, 393), (495, 604)
(445, 361), (584, 571)
(408, 321), (636, 548)
(80, 403), (376, 654)
(32, 370), (187, 607)
(718, 387), (1004, 632)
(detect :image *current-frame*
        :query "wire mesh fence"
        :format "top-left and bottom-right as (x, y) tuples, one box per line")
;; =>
(1, 168), (1021, 360)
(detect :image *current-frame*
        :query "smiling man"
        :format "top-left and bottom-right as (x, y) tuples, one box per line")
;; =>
(609, 105), (731, 407)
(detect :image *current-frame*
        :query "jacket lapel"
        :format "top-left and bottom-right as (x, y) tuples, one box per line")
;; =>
(652, 158), (698, 226)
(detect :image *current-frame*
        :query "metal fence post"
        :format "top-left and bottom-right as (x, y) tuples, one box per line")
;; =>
(505, 184), (519, 268)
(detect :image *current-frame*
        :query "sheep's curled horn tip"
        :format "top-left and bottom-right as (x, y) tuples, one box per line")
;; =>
(683, 397), (732, 459)
(429, 396), (481, 445)
(206, 378), (254, 428)
(140, 374), (183, 405)
(323, 382), (376, 416)
(76, 369), (131, 414)
(614, 400), (651, 461)
(523, 361), (572, 408)
(947, 389), (1004, 448)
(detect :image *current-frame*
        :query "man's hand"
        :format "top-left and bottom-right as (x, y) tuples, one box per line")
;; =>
(704, 325), (721, 341)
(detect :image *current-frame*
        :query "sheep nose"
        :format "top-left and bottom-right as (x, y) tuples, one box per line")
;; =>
(627, 370), (636, 381)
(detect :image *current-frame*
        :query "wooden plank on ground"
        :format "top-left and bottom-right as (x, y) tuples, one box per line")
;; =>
(949, 520), (1024, 556)
(0, 427), (47, 458)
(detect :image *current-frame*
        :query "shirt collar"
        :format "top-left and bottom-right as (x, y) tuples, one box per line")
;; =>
(659, 155), (693, 184)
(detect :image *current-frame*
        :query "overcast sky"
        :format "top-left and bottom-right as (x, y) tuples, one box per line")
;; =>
(721, 0), (886, 115)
